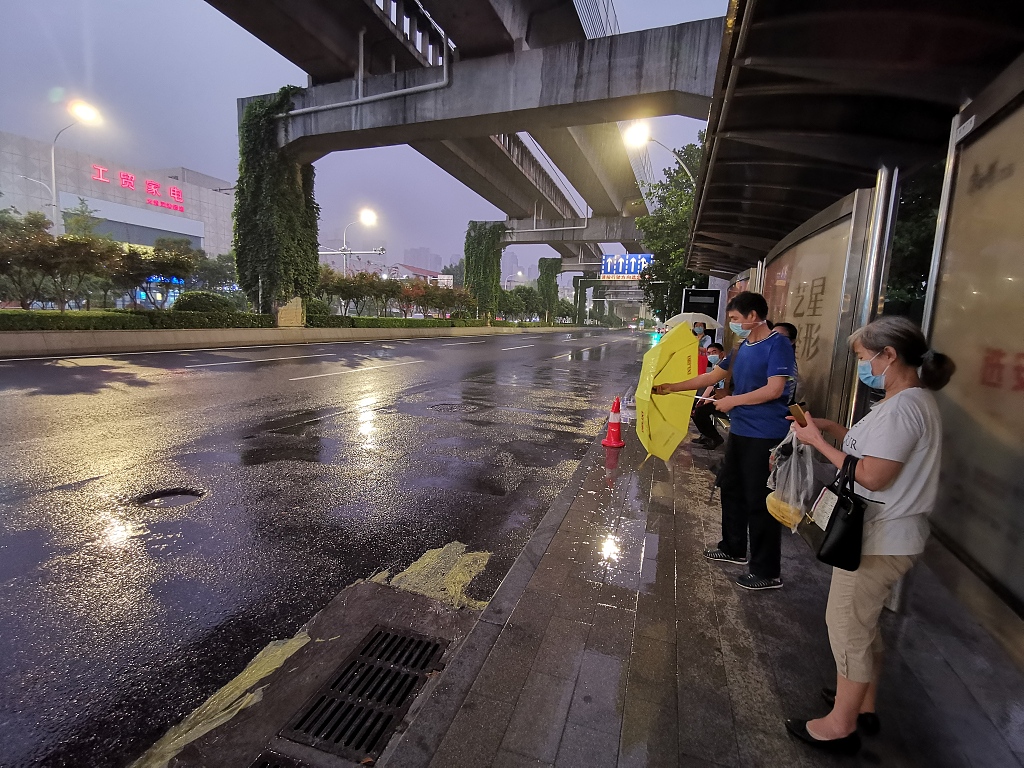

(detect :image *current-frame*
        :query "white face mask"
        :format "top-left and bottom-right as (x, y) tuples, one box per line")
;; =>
(729, 319), (764, 339)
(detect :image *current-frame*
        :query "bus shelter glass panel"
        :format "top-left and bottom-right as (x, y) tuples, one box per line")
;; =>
(763, 220), (852, 419)
(930, 101), (1024, 608)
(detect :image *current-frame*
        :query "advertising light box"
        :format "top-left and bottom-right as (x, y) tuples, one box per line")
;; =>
(928, 83), (1024, 609)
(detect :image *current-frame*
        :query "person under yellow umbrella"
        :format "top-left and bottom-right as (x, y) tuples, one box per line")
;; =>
(635, 320), (710, 460)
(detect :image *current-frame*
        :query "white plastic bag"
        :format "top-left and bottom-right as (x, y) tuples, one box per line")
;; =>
(767, 431), (819, 531)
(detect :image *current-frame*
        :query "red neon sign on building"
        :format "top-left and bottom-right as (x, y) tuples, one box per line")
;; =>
(90, 164), (186, 211)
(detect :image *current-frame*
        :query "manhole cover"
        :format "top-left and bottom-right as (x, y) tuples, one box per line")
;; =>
(280, 626), (448, 762)
(247, 752), (308, 768)
(429, 403), (479, 413)
(133, 488), (205, 508)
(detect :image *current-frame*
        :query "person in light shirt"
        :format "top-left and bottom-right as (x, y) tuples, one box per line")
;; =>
(784, 316), (956, 756)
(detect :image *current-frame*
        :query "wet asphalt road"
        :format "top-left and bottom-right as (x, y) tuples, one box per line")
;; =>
(0, 329), (651, 767)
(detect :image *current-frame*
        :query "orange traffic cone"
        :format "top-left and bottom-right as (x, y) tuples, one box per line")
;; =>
(601, 397), (626, 448)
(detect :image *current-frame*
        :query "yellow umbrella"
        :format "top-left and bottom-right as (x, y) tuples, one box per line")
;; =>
(635, 322), (703, 460)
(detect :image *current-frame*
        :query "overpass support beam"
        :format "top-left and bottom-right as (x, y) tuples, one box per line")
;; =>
(503, 216), (641, 247)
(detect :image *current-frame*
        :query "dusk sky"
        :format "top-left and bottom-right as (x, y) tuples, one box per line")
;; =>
(0, 0), (726, 268)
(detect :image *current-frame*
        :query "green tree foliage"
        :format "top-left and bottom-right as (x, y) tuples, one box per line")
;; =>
(43, 235), (120, 312)
(537, 257), (560, 321)
(304, 296), (330, 316)
(441, 258), (465, 287)
(556, 298), (576, 320)
(142, 238), (201, 310)
(498, 288), (526, 321)
(235, 86), (321, 313)
(463, 221), (504, 319)
(510, 285), (542, 320)
(62, 197), (104, 236)
(887, 161), (944, 306)
(636, 133), (708, 318)
(189, 252), (237, 292)
(172, 290), (237, 313)
(0, 208), (53, 309)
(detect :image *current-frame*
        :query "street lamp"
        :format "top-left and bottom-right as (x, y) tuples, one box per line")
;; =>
(341, 207), (378, 275)
(504, 270), (523, 290)
(50, 99), (103, 232)
(623, 121), (695, 185)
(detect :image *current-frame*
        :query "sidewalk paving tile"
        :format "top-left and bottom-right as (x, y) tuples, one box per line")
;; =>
(500, 670), (577, 762)
(566, 649), (628, 736)
(555, 723), (619, 768)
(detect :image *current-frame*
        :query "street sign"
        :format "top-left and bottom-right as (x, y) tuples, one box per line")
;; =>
(600, 253), (652, 280)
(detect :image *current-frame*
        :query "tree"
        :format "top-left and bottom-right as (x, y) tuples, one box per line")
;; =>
(463, 222), (504, 319)
(62, 197), (104, 236)
(112, 246), (153, 309)
(142, 238), (200, 309)
(887, 161), (944, 311)
(189, 252), (237, 292)
(511, 285), (542, 320)
(537, 257), (560, 321)
(0, 208), (53, 309)
(636, 133), (708, 318)
(42, 235), (119, 312)
(442, 259), (465, 287)
(235, 86), (321, 313)
(498, 288), (526, 321)
(397, 283), (421, 317)
(452, 288), (477, 318)
(556, 298), (576, 320)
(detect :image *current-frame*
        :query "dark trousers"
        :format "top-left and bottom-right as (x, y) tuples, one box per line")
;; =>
(717, 433), (782, 579)
(692, 402), (722, 442)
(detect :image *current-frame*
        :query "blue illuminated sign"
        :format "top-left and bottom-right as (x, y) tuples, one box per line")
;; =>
(601, 253), (652, 280)
(146, 275), (185, 285)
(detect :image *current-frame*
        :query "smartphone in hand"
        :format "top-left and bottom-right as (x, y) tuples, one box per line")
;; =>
(788, 403), (808, 427)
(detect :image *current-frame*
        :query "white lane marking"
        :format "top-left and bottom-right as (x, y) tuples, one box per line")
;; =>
(501, 344), (535, 351)
(518, 336), (542, 339)
(185, 354), (334, 368)
(289, 359), (423, 381)
(441, 341), (487, 346)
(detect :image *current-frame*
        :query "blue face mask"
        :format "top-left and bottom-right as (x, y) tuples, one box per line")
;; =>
(707, 354), (720, 365)
(729, 320), (762, 339)
(857, 352), (890, 389)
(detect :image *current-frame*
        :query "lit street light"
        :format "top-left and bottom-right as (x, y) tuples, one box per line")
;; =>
(341, 208), (378, 275)
(50, 99), (103, 233)
(623, 121), (696, 186)
(504, 270), (523, 290)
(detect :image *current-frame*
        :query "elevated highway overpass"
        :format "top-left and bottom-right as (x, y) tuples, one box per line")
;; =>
(208, 0), (723, 271)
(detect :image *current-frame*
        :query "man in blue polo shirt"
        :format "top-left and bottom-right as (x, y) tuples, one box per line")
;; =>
(654, 291), (795, 590)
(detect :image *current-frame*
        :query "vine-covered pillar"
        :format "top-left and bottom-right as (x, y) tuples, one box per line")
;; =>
(463, 221), (505, 322)
(234, 86), (320, 314)
(537, 257), (561, 323)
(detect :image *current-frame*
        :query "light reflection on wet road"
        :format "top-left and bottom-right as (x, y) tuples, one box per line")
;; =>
(0, 330), (648, 767)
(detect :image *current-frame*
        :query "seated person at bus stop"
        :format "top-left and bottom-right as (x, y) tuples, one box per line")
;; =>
(653, 291), (796, 590)
(692, 342), (727, 449)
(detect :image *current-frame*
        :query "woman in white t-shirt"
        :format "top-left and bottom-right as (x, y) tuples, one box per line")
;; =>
(784, 316), (956, 756)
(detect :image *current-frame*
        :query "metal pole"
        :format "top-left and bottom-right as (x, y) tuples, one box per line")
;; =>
(651, 138), (696, 185)
(849, 165), (901, 423)
(51, 122), (76, 233)
(922, 114), (960, 339)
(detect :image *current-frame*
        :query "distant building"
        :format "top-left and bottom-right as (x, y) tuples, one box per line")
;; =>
(501, 249), (520, 278)
(403, 246), (443, 272)
(0, 130), (234, 255)
(393, 263), (451, 286)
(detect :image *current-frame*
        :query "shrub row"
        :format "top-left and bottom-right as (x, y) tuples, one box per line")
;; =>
(0, 309), (274, 331)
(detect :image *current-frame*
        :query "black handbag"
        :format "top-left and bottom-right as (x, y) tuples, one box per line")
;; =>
(816, 454), (865, 571)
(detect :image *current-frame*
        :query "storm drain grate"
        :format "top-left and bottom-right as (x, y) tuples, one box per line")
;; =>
(247, 751), (309, 768)
(280, 626), (448, 762)
(428, 402), (480, 413)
